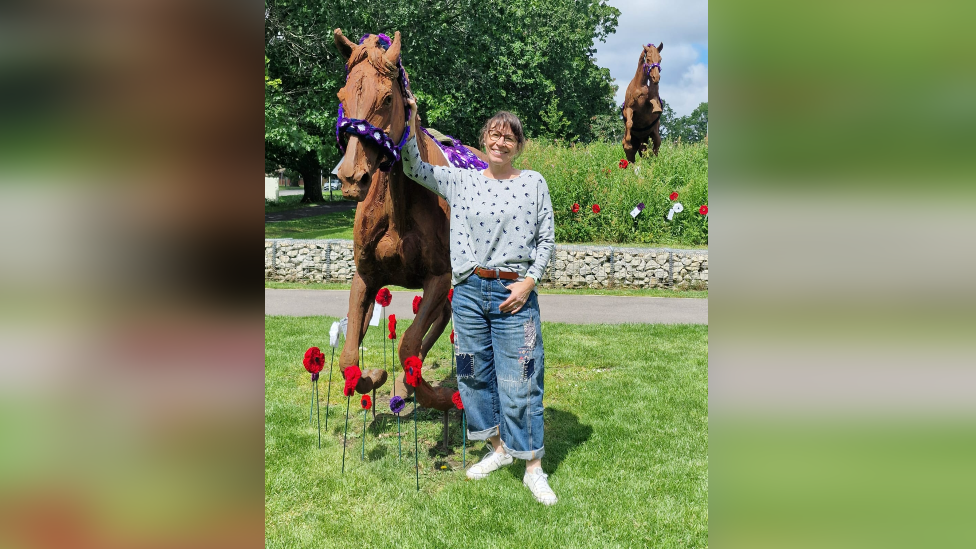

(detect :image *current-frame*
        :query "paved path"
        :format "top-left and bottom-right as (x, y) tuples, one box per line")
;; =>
(266, 289), (707, 324)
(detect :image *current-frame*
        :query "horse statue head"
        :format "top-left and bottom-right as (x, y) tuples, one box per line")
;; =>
(333, 29), (410, 201)
(641, 42), (664, 85)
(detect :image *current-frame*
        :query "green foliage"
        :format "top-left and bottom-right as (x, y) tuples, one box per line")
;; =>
(661, 102), (708, 144)
(265, 0), (623, 186)
(265, 316), (708, 547)
(517, 139), (709, 246)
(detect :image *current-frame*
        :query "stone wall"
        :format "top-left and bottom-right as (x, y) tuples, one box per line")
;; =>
(265, 239), (707, 289)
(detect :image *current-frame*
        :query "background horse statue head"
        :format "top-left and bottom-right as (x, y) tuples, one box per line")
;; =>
(641, 42), (664, 85)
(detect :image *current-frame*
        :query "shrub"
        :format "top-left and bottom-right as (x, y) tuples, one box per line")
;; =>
(516, 139), (708, 246)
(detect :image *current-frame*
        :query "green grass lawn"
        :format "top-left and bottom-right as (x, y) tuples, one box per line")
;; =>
(264, 280), (707, 299)
(265, 316), (708, 548)
(265, 209), (357, 240)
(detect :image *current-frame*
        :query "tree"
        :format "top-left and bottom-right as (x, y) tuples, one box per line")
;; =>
(660, 102), (708, 144)
(265, 0), (622, 194)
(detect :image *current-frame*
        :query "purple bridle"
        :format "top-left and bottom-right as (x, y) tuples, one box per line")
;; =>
(335, 33), (412, 172)
(642, 43), (662, 78)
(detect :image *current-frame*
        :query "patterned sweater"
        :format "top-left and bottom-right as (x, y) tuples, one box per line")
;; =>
(401, 136), (555, 286)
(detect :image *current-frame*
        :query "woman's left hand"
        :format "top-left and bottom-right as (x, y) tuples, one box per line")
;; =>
(499, 278), (535, 314)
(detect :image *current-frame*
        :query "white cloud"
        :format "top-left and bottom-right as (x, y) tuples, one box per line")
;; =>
(592, 0), (708, 117)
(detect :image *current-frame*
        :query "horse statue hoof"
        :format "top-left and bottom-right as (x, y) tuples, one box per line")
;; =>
(355, 368), (388, 394)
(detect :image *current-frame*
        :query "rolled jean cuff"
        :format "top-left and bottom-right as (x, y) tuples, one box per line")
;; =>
(502, 442), (545, 461)
(467, 424), (499, 441)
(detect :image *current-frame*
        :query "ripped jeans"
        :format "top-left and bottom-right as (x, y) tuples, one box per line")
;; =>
(452, 273), (545, 460)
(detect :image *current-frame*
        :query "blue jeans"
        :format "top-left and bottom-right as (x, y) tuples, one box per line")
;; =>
(452, 274), (545, 460)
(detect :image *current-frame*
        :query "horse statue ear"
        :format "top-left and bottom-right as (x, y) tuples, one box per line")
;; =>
(384, 31), (402, 64)
(334, 28), (356, 60)
(657, 42), (664, 53)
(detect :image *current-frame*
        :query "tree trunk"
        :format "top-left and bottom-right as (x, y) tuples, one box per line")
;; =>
(298, 151), (325, 203)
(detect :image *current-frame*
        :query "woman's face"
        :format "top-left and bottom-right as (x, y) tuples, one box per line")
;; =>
(485, 123), (519, 166)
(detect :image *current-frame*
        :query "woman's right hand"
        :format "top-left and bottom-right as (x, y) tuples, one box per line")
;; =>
(405, 92), (419, 134)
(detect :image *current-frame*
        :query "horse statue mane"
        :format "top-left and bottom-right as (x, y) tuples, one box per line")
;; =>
(332, 29), (487, 411)
(621, 42), (665, 162)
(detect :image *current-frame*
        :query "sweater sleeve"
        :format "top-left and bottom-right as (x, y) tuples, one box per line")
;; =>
(527, 176), (555, 282)
(401, 135), (462, 199)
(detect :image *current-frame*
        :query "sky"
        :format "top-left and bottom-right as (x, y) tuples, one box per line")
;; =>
(592, 0), (708, 117)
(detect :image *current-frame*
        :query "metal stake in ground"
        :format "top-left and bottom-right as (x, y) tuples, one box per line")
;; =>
(414, 400), (419, 491)
(315, 376), (321, 448)
(342, 395), (350, 474)
(325, 347), (335, 432)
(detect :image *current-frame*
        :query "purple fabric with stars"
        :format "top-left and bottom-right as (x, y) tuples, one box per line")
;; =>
(401, 136), (554, 286)
(420, 128), (488, 171)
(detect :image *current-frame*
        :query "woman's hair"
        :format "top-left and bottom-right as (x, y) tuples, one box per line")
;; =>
(479, 111), (526, 155)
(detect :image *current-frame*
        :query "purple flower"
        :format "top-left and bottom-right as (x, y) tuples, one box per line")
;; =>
(311, 372), (319, 382)
(637, 202), (645, 210)
(390, 395), (406, 414)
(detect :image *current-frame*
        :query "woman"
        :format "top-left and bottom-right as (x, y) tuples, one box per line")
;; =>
(401, 94), (557, 505)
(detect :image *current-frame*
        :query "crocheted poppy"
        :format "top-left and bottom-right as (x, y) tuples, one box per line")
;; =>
(360, 394), (372, 410)
(618, 159), (629, 169)
(699, 204), (708, 215)
(591, 204), (601, 214)
(388, 314), (397, 340)
(452, 391), (464, 410)
(375, 288), (392, 307)
(448, 288), (454, 302)
(390, 395), (405, 414)
(669, 191), (678, 201)
(404, 356), (423, 387)
(571, 203), (580, 213)
(450, 330), (455, 344)
(412, 295), (422, 314)
(303, 347), (324, 374)
(343, 365), (362, 397)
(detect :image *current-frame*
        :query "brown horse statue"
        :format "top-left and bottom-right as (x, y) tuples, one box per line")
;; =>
(332, 29), (486, 411)
(621, 42), (664, 162)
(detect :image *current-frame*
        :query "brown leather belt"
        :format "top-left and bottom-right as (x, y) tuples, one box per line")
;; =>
(473, 267), (518, 280)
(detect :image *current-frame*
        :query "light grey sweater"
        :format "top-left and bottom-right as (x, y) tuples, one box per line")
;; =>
(401, 136), (555, 286)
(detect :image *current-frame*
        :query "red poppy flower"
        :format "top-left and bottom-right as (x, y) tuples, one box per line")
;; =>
(375, 288), (392, 307)
(669, 191), (678, 201)
(591, 204), (601, 214)
(449, 330), (455, 344)
(404, 356), (423, 387)
(388, 314), (397, 340)
(452, 391), (464, 410)
(343, 365), (362, 396)
(448, 288), (454, 302)
(699, 205), (708, 215)
(303, 347), (324, 374)
(618, 159), (629, 169)
(412, 295), (422, 315)
(571, 203), (580, 213)
(360, 394), (372, 410)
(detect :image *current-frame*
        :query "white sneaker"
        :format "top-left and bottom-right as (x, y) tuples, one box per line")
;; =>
(523, 468), (557, 505)
(466, 450), (513, 480)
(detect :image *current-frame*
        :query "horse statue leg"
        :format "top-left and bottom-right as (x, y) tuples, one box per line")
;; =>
(650, 116), (662, 157)
(621, 106), (637, 163)
(341, 273), (388, 394)
(399, 272), (455, 411)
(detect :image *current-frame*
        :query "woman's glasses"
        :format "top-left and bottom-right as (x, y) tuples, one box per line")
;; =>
(487, 130), (517, 147)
